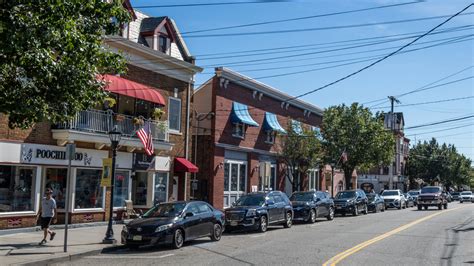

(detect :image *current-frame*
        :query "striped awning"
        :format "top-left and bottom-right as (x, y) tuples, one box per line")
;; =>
(230, 102), (259, 127)
(263, 112), (286, 134)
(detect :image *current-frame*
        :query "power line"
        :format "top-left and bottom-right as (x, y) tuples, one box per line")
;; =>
(405, 123), (474, 136)
(405, 115), (474, 130)
(181, 1), (423, 34)
(183, 12), (474, 38)
(283, 4), (473, 103)
(371, 95), (474, 110)
(133, 0), (293, 9)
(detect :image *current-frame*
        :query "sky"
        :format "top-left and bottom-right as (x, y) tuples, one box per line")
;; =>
(130, 0), (473, 161)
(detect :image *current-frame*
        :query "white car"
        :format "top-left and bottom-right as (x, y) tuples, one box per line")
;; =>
(459, 191), (474, 203)
(381, 189), (406, 209)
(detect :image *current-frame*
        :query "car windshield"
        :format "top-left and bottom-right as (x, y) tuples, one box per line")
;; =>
(290, 193), (314, 201)
(142, 203), (186, 218)
(420, 187), (441, 194)
(461, 191), (472, 195)
(382, 191), (398, 196)
(367, 194), (376, 200)
(408, 191), (420, 196)
(451, 192), (460, 195)
(235, 195), (266, 206)
(336, 191), (356, 199)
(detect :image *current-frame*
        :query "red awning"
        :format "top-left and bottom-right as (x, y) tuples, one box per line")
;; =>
(174, 158), (199, 173)
(101, 74), (166, 106)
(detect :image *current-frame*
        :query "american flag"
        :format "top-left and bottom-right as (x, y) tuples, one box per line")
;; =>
(137, 121), (154, 156)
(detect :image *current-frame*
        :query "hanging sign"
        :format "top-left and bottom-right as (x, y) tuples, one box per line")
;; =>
(101, 158), (113, 187)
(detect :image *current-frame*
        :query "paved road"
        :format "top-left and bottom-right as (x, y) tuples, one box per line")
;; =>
(55, 202), (474, 266)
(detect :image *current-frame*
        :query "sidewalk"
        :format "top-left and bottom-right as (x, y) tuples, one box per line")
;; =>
(0, 224), (124, 266)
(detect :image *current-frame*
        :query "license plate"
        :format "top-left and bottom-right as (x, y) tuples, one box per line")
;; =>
(132, 235), (142, 241)
(230, 221), (238, 226)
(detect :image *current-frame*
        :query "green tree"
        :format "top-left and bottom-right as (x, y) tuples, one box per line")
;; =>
(0, 0), (130, 129)
(279, 122), (322, 193)
(321, 103), (394, 190)
(407, 138), (472, 190)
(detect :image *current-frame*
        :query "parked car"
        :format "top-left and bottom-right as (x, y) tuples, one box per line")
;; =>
(366, 193), (385, 213)
(459, 191), (474, 203)
(121, 201), (224, 249)
(403, 193), (415, 207)
(224, 191), (293, 233)
(417, 186), (448, 210)
(382, 190), (406, 209)
(333, 189), (368, 216)
(408, 190), (420, 205)
(451, 192), (461, 201)
(290, 191), (335, 223)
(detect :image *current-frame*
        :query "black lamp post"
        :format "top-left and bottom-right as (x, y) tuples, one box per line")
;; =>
(103, 128), (122, 244)
(330, 162), (336, 197)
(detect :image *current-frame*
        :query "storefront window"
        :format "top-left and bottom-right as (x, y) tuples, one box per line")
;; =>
(75, 169), (104, 209)
(45, 168), (67, 209)
(0, 165), (36, 213)
(132, 172), (148, 206)
(114, 170), (130, 208)
(154, 172), (168, 204)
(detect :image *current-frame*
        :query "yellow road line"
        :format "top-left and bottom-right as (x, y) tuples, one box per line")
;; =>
(322, 205), (466, 266)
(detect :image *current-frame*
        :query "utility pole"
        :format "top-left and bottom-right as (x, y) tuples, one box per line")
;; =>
(387, 96), (400, 190)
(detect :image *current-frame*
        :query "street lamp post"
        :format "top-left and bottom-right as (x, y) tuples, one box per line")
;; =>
(330, 162), (336, 197)
(103, 128), (122, 244)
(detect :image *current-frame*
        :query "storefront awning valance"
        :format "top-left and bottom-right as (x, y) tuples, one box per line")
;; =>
(263, 112), (286, 134)
(101, 74), (166, 106)
(174, 157), (199, 173)
(230, 102), (259, 127)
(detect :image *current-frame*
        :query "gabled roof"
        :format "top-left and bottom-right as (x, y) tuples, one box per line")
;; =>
(140, 16), (167, 33)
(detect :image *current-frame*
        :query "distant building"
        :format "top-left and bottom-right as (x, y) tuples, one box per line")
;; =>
(358, 112), (410, 193)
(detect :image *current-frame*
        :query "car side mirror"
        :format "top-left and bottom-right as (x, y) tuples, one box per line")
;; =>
(185, 212), (194, 218)
(266, 200), (275, 206)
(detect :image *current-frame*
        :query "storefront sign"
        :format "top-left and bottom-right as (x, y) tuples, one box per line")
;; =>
(101, 158), (113, 187)
(133, 153), (154, 170)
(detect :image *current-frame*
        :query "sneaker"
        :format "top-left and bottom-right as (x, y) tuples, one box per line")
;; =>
(39, 239), (47, 245)
(50, 232), (56, 241)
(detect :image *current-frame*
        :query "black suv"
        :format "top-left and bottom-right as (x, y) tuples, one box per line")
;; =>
(290, 191), (335, 223)
(333, 189), (368, 216)
(224, 191), (293, 233)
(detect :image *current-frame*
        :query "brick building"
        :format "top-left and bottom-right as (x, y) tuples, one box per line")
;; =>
(192, 68), (347, 209)
(0, 4), (201, 230)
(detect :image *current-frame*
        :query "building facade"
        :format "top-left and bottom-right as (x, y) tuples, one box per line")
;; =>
(192, 68), (348, 209)
(0, 5), (201, 230)
(357, 112), (410, 193)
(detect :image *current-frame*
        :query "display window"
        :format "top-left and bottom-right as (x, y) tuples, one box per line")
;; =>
(0, 165), (37, 213)
(45, 168), (68, 209)
(154, 172), (168, 204)
(74, 169), (104, 209)
(132, 171), (148, 206)
(114, 170), (130, 208)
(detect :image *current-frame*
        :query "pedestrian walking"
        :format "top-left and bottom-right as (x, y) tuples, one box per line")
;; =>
(37, 188), (57, 245)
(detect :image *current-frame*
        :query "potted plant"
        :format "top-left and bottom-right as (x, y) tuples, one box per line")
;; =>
(151, 107), (164, 120)
(103, 97), (116, 109)
(133, 117), (144, 126)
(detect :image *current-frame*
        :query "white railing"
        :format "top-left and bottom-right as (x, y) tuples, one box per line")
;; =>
(56, 109), (168, 142)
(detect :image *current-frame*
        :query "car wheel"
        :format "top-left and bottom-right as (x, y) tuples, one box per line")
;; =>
(443, 203), (448, 209)
(438, 204), (442, 210)
(327, 207), (335, 221)
(258, 215), (268, 233)
(283, 212), (293, 228)
(172, 229), (184, 249)
(363, 204), (368, 215)
(424, 205), (428, 210)
(417, 205), (422, 210)
(353, 206), (359, 216)
(309, 209), (316, 224)
(210, 223), (222, 241)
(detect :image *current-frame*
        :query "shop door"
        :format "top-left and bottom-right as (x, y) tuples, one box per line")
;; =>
(223, 161), (247, 208)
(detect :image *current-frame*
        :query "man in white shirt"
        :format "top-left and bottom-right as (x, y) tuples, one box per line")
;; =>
(37, 188), (57, 245)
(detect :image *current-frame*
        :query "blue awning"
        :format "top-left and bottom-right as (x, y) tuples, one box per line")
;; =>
(230, 102), (259, 127)
(263, 112), (286, 134)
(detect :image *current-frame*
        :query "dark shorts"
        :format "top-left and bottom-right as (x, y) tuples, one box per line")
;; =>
(40, 217), (52, 229)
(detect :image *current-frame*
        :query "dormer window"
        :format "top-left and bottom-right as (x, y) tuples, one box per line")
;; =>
(265, 131), (276, 144)
(233, 123), (246, 138)
(159, 35), (169, 54)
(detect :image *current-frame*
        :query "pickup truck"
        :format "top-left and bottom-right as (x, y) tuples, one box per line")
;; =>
(417, 186), (448, 210)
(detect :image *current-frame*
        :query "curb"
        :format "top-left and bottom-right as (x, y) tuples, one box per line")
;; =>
(0, 221), (131, 236)
(19, 245), (126, 266)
